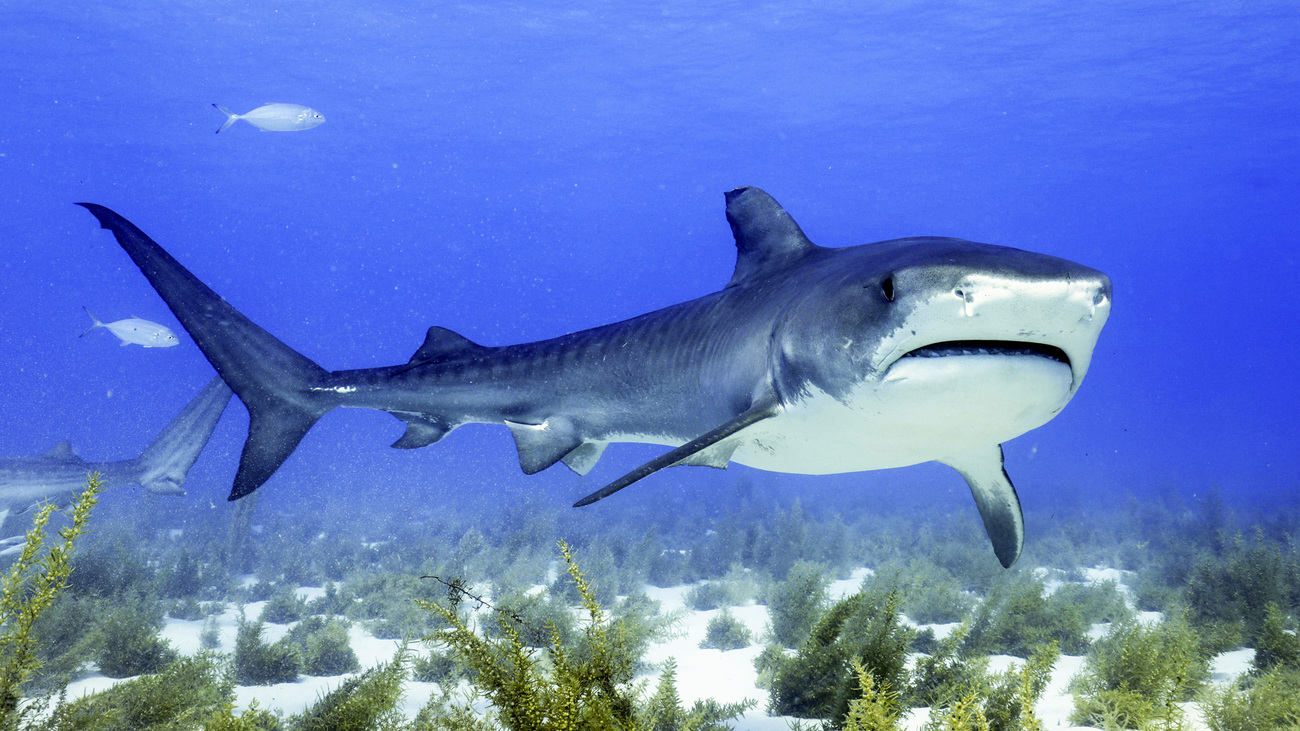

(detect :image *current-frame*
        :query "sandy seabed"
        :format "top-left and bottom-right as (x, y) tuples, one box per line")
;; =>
(61, 567), (1253, 731)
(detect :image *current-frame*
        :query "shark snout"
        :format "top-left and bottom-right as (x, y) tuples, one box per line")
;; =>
(1089, 274), (1113, 322)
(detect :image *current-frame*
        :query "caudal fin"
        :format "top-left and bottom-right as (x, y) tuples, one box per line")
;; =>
(80, 306), (103, 337)
(213, 104), (239, 134)
(77, 203), (339, 500)
(136, 376), (233, 494)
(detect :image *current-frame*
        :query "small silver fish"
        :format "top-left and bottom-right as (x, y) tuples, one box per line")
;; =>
(213, 103), (326, 134)
(81, 307), (179, 347)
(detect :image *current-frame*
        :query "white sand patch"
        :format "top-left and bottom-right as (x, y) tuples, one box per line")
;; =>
(160, 617), (207, 655)
(1135, 609), (1163, 626)
(642, 583), (691, 613)
(297, 586), (326, 602)
(910, 620), (962, 640)
(235, 675), (346, 716)
(242, 600), (268, 622)
(1080, 567), (1132, 585)
(642, 604), (766, 708)
(347, 624), (408, 668)
(1210, 647), (1254, 683)
(827, 567), (872, 600)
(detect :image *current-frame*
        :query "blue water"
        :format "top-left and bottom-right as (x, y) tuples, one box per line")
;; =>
(1, 1), (1297, 529)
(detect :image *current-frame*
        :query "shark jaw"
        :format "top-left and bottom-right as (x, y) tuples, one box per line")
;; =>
(725, 350), (1071, 475)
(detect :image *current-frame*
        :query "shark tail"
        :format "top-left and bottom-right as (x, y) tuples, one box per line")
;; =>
(80, 306), (104, 337)
(136, 377), (234, 495)
(213, 104), (239, 134)
(77, 203), (339, 500)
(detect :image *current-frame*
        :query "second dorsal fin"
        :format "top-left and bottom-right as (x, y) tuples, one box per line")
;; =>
(409, 326), (484, 365)
(38, 441), (79, 461)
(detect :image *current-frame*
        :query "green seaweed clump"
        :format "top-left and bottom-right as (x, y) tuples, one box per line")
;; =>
(767, 589), (912, 728)
(95, 600), (178, 678)
(908, 625), (990, 710)
(1252, 602), (1300, 673)
(699, 609), (752, 651)
(683, 582), (730, 612)
(871, 559), (975, 625)
(1184, 530), (1300, 652)
(1199, 604), (1300, 731)
(962, 573), (1088, 657)
(420, 539), (641, 729)
(419, 540), (750, 731)
(40, 652), (235, 730)
(234, 617), (302, 684)
(482, 589), (576, 649)
(259, 586), (309, 624)
(0, 473), (101, 726)
(411, 648), (465, 685)
(286, 616), (361, 676)
(1069, 614), (1209, 730)
(1200, 665), (1300, 731)
(922, 643), (1058, 731)
(766, 561), (830, 648)
(292, 644), (409, 731)
(841, 659), (903, 731)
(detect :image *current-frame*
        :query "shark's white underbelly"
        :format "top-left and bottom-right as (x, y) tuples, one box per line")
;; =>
(728, 355), (1075, 474)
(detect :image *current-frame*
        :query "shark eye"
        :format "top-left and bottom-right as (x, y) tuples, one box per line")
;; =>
(881, 277), (895, 302)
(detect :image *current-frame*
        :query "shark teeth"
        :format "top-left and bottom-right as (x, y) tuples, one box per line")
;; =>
(902, 340), (1069, 365)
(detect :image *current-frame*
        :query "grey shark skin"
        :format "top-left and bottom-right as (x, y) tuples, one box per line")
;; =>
(77, 188), (1111, 567)
(0, 377), (232, 535)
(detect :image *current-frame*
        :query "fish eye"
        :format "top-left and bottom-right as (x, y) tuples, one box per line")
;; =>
(881, 277), (895, 302)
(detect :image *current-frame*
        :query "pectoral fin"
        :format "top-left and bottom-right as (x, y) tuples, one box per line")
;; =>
(940, 445), (1024, 568)
(573, 399), (780, 507)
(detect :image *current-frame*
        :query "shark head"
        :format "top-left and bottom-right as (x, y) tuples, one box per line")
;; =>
(863, 239), (1112, 394)
(761, 232), (1111, 473)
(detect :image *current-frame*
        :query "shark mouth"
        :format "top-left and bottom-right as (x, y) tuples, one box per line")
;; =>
(900, 340), (1069, 366)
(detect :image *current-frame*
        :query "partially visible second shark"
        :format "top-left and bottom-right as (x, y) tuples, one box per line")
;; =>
(0, 377), (232, 540)
(79, 188), (1112, 567)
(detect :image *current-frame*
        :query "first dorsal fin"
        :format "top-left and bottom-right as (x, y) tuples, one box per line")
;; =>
(724, 187), (819, 287)
(410, 326), (484, 365)
(39, 441), (79, 461)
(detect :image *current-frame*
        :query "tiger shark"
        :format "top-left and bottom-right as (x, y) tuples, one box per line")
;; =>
(77, 188), (1111, 567)
(0, 376), (232, 538)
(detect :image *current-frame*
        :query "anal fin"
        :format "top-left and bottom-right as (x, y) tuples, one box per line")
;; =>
(387, 411), (450, 449)
(573, 398), (779, 507)
(940, 445), (1024, 569)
